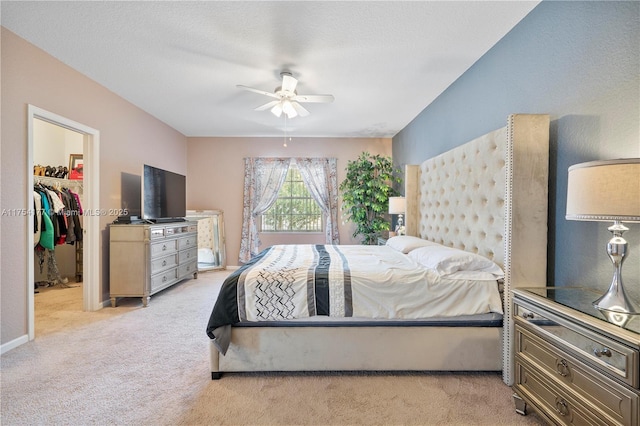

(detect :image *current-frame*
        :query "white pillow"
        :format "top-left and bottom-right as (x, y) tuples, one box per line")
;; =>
(386, 236), (436, 254)
(408, 244), (504, 278)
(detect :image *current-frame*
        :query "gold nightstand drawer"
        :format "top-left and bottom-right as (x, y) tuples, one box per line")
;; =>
(516, 324), (638, 425)
(515, 360), (608, 425)
(515, 301), (638, 387)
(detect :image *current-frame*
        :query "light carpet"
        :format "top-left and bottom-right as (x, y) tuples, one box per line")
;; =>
(1, 270), (544, 425)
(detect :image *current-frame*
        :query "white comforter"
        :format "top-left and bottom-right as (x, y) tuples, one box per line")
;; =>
(240, 244), (504, 321)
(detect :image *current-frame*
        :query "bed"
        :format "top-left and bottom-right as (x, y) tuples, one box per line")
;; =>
(207, 114), (550, 385)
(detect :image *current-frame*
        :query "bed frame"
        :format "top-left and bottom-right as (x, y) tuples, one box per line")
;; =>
(210, 114), (550, 385)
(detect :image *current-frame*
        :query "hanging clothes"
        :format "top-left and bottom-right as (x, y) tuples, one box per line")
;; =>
(36, 190), (55, 250)
(66, 188), (83, 243)
(33, 191), (42, 246)
(35, 249), (65, 285)
(33, 182), (83, 247)
(33, 177), (83, 286)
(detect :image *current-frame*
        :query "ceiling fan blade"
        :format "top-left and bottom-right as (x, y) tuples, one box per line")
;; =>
(254, 100), (280, 111)
(236, 85), (280, 99)
(281, 74), (298, 93)
(291, 101), (310, 117)
(293, 94), (335, 103)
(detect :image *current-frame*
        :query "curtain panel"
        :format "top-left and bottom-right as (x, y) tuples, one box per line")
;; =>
(238, 157), (290, 263)
(295, 158), (340, 245)
(239, 157), (340, 263)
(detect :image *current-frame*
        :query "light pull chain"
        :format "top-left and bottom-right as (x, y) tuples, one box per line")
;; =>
(283, 114), (291, 147)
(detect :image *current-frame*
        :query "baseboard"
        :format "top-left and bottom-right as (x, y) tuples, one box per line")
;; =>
(1, 334), (29, 354)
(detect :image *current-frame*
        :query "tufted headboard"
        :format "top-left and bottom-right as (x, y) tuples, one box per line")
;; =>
(409, 127), (507, 268)
(404, 114), (550, 385)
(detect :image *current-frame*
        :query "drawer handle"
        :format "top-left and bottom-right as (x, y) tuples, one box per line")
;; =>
(162, 276), (167, 282)
(162, 245), (167, 251)
(556, 359), (570, 377)
(162, 260), (167, 267)
(521, 312), (534, 319)
(593, 347), (612, 357)
(555, 398), (569, 416)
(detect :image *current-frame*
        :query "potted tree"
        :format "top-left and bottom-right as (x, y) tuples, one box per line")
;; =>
(339, 152), (402, 245)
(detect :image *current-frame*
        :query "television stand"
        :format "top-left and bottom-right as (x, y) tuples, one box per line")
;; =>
(109, 221), (198, 307)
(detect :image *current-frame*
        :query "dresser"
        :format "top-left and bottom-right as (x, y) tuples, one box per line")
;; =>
(109, 221), (198, 307)
(512, 287), (640, 425)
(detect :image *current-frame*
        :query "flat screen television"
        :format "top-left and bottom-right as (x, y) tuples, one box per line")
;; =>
(142, 164), (186, 222)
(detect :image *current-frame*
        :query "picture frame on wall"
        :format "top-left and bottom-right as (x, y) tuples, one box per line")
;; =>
(69, 154), (83, 180)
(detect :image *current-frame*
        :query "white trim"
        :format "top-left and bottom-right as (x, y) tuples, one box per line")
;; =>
(1, 334), (29, 355)
(27, 105), (101, 343)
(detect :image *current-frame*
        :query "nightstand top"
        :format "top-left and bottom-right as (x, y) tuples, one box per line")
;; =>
(514, 287), (640, 335)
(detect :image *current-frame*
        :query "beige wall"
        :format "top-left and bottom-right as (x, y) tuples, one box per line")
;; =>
(186, 137), (392, 265)
(1, 28), (188, 346)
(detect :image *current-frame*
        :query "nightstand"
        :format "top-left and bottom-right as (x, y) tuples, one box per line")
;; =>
(512, 287), (640, 425)
(377, 237), (387, 246)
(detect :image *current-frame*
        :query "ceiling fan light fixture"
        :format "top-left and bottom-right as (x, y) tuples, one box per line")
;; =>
(271, 103), (283, 118)
(282, 100), (298, 118)
(239, 71), (334, 119)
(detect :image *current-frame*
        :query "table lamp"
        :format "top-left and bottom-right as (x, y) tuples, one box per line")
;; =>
(566, 158), (640, 315)
(388, 196), (406, 236)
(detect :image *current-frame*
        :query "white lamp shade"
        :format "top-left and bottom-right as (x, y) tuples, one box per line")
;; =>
(566, 158), (640, 222)
(388, 196), (406, 214)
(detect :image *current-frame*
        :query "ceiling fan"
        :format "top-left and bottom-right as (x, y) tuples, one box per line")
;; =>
(237, 71), (334, 119)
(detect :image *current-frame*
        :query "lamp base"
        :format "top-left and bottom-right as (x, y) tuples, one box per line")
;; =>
(592, 221), (639, 316)
(394, 214), (405, 236)
(593, 288), (640, 315)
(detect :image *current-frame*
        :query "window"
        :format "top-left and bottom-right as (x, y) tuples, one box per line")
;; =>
(261, 165), (323, 232)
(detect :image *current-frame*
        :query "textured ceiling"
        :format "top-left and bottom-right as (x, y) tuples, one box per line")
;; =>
(1, 1), (539, 138)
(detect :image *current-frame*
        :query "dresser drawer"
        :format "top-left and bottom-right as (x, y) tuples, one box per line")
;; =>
(151, 268), (177, 292)
(515, 301), (638, 387)
(178, 248), (197, 264)
(150, 254), (178, 274)
(178, 235), (197, 250)
(515, 360), (609, 425)
(149, 228), (166, 239)
(150, 239), (178, 257)
(516, 324), (638, 425)
(178, 261), (197, 278)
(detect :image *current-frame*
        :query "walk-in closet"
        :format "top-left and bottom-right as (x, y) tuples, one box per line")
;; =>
(33, 118), (84, 335)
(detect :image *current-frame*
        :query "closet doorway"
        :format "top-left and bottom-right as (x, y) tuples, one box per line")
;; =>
(27, 105), (100, 340)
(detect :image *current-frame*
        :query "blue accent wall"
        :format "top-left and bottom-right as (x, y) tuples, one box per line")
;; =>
(393, 1), (640, 297)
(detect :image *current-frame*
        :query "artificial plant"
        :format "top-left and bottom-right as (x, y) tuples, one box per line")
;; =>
(339, 152), (402, 245)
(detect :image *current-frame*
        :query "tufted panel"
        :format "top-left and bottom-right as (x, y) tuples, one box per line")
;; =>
(418, 127), (507, 269)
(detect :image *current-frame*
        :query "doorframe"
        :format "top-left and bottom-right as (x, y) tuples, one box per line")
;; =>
(27, 105), (101, 340)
